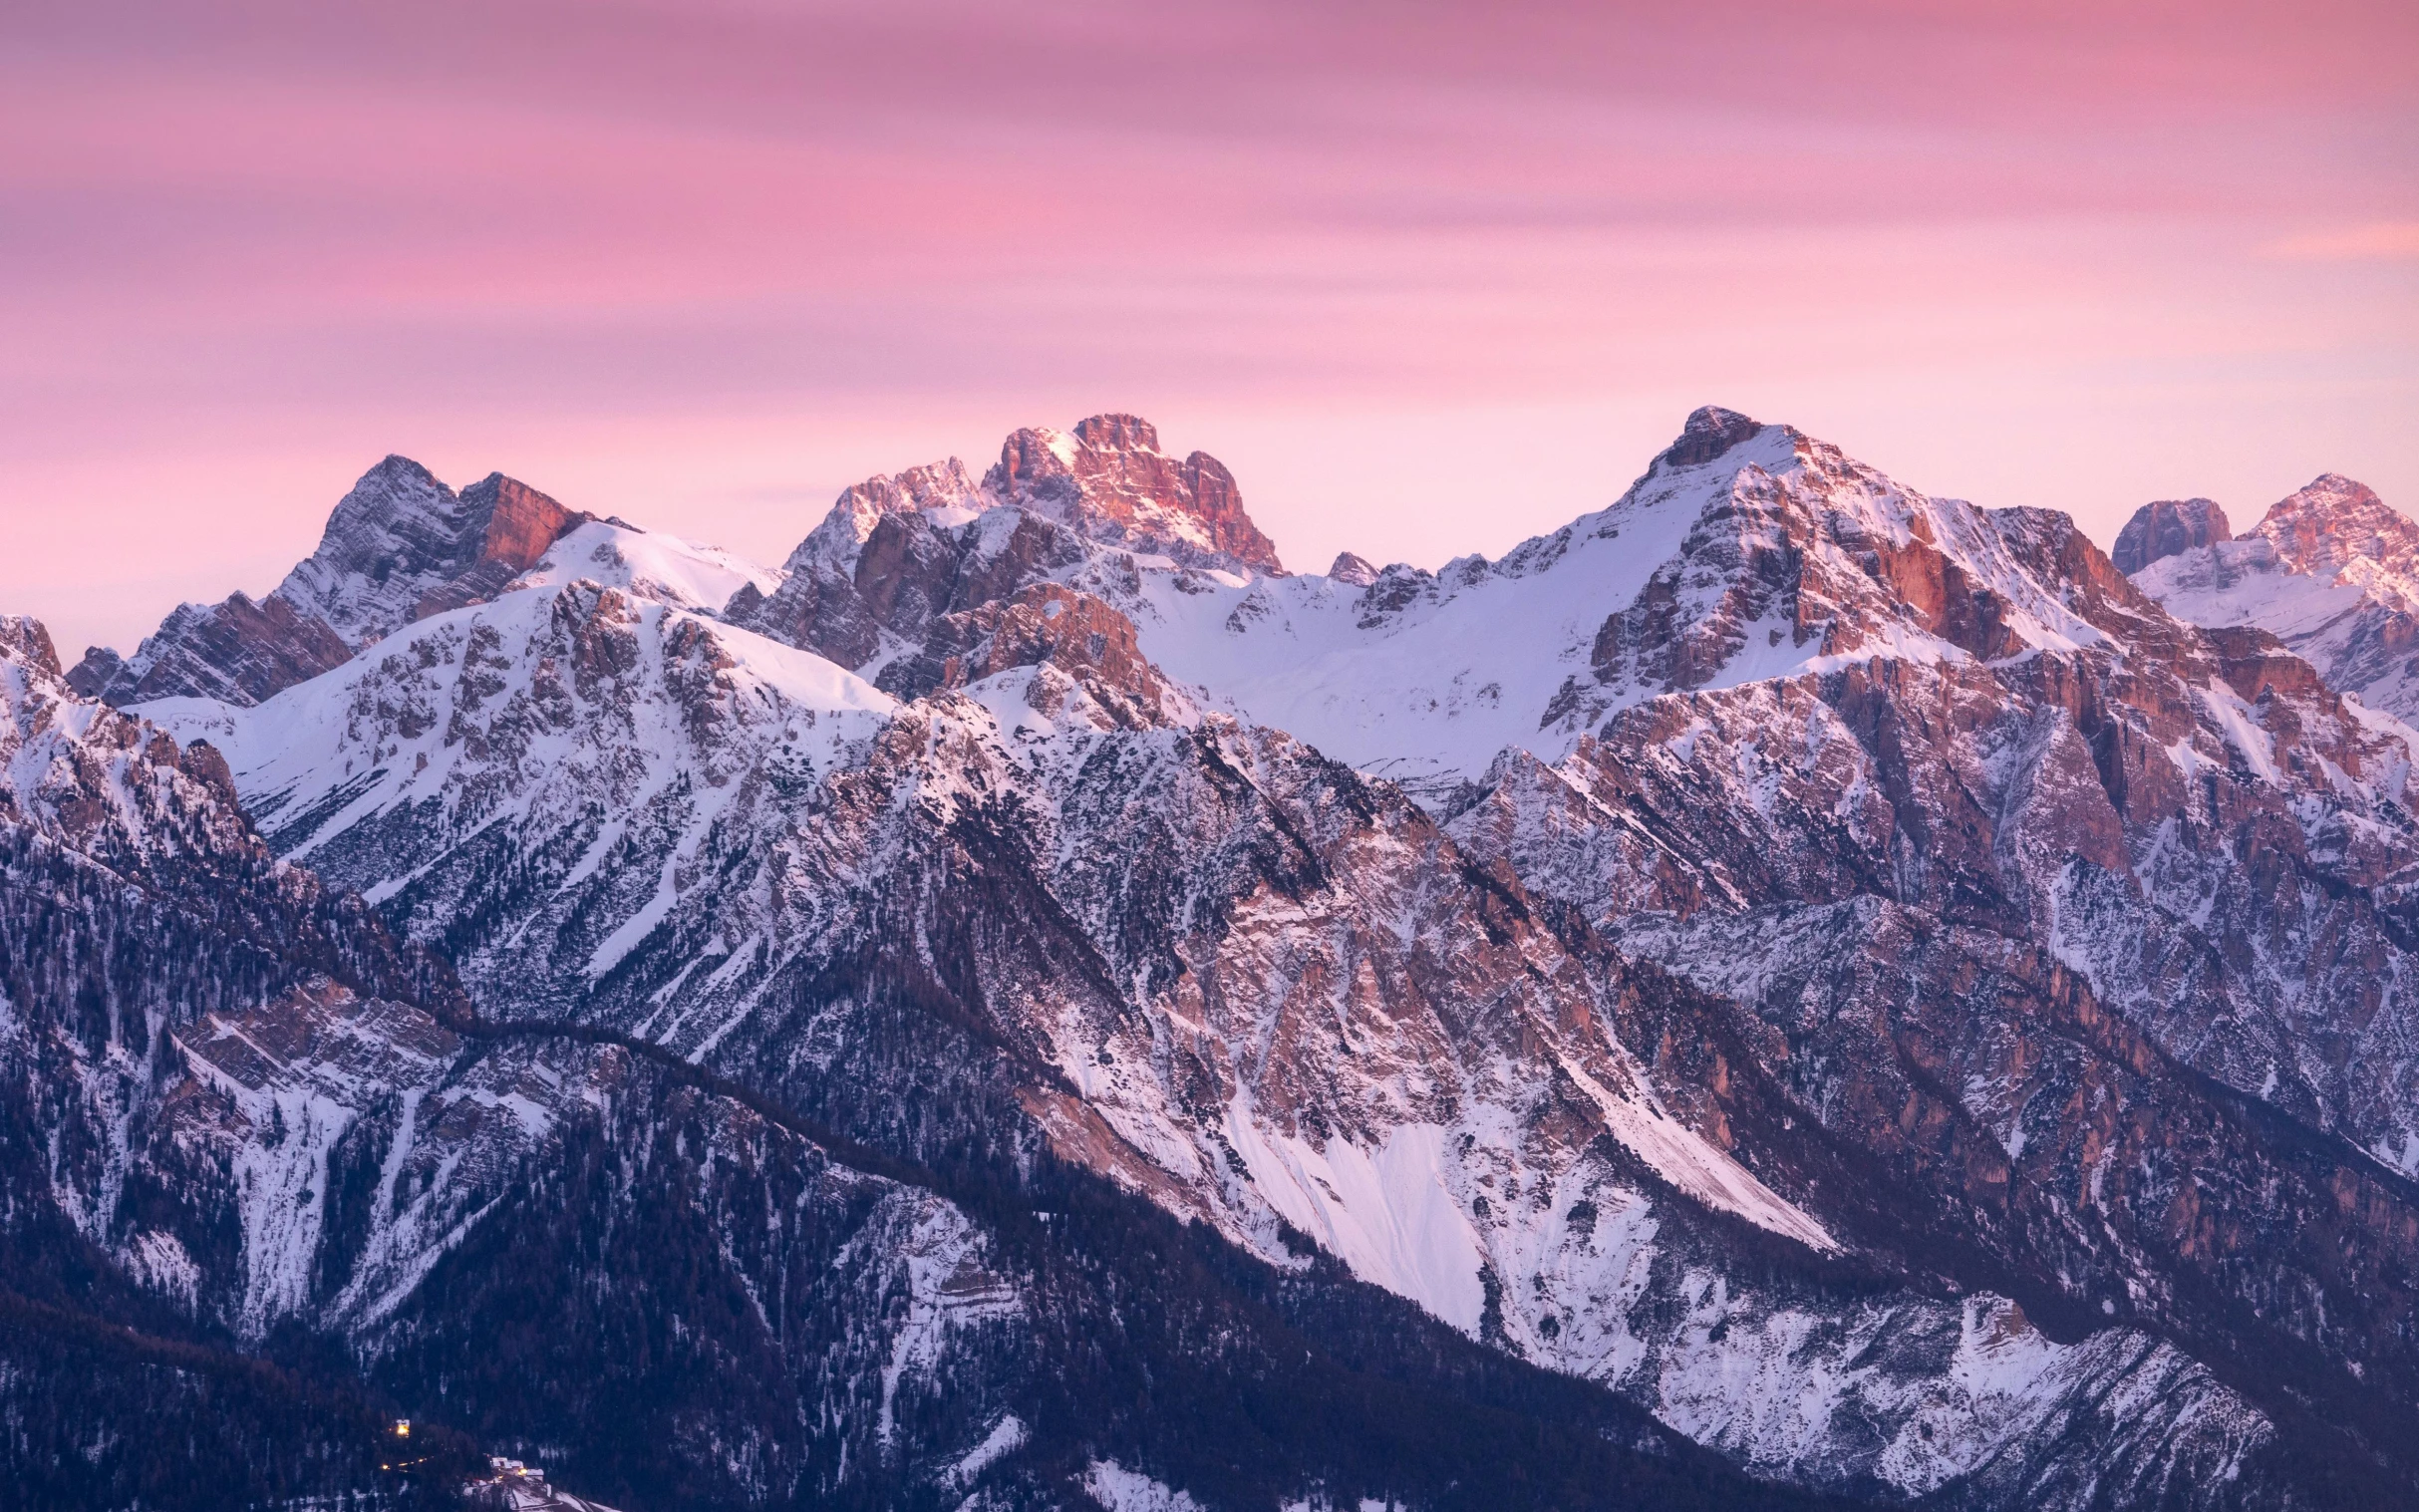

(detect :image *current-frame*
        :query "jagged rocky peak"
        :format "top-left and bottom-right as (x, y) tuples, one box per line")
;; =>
(69, 455), (594, 712)
(2111, 497), (2231, 574)
(0, 613), (62, 678)
(734, 415), (1293, 674)
(281, 456), (590, 644)
(783, 456), (991, 573)
(779, 413), (1286, 582)
(1071, 413), (1156, 452)
(1326, 551), (1379, 586)
(1582, 404), (2117, 703)
(1653, 404), (1770, 470)
(2248, 472), (2416, 574)
(986, 413), (1286, 576)
(0, 610), (257, 861)
(61, 646), (122, 700)
(2126, 471), (2419, 722)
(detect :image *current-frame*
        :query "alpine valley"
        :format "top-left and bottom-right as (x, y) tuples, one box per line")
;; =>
(9, 410), (2418, 1511)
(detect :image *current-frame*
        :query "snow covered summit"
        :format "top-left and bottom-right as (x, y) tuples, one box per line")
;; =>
(70, 457), (778, 710)
(2133, 470), (2419, 720)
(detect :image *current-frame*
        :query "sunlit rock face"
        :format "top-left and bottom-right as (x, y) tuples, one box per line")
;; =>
(985, 413), (1285, 577)
(724, 414), (1286, 679)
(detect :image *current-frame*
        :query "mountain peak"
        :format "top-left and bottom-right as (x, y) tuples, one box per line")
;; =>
(986, 416), (1284, 576)
(2250, 473), (2414, 575)
(2113, 497), (2231, 575)
(361, 453), (444, 486)
(79, 456), (596, 711)
(1327, 551), (1379, 586)
(283, 459), (588, 646)
(1071, 413), (1160, 453)
(0, 615), (61, 678)
(1657, 406), (1768, 470)
(789, 457), (989, 572)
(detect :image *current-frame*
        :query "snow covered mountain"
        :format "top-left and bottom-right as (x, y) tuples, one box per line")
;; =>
(65, 456), (780, 711)
(2132, 472), (2419, 722)
(1129, 406), (2117, 789)
(0, 613), (1029, 1505)
(14, 407), (2419, 1508)
(6, 606), (1777, 1512)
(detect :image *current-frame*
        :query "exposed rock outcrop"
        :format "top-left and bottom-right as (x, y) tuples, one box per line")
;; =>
(1326, 551), (1379, 586)
(876, 582), (1192, 730)
(730, 416), (1287, 681)
(986, 414), (1284, 576)
(2112, 497), (2231, 574)
(68, 590), (354, 707)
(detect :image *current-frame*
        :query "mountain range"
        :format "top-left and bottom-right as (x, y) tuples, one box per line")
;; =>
(6, 408), (2416, 1511)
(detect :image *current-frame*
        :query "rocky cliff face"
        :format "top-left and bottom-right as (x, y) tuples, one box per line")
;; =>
(986, 414), (1284, 576)
(275, 461), (592, 647)
(2112, 497), (2231, 574)
(1437, 510), (2419, 1167)
(64, 590), (356, 708)
(2251, 473), (2419, 578)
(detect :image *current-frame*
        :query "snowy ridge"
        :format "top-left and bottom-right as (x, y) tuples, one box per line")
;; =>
(1105, 410), (2103, 790)
(143, 576), (897, 1007)
(509, 518), (785, 616)
(739, 406), (2115, 793)
(1641, 1291), (2268, 1501)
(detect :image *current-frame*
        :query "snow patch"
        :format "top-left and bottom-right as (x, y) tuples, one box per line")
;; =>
(944, 1415), (1027, 1488)
(513, 519), (783, 613)
(1550, 1051), (1837, 1253)
(1224, 1115), (1488, 1333)
(1083, 1460), (1205, 1512)
(123, 1230), (200, 1307)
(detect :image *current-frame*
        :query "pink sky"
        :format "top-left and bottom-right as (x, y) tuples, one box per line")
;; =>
(5, 0), (2415, 660)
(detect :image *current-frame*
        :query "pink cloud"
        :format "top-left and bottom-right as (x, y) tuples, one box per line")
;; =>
(2, 0), (2414, 659)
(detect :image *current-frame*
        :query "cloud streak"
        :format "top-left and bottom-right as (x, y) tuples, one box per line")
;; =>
(2271, 222), (2419, 261)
